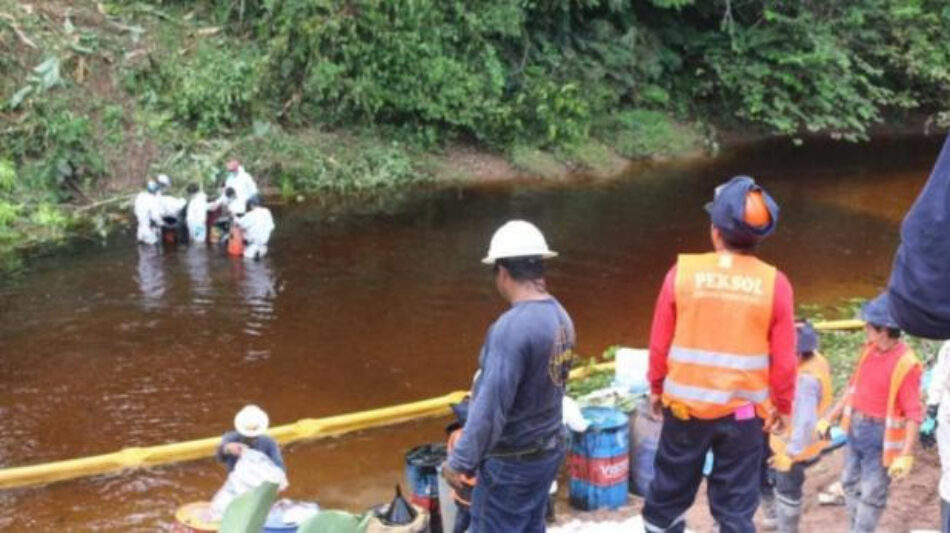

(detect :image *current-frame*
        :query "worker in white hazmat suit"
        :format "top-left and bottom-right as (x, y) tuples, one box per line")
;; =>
(236, 197), (275, 259)
(185, 183), (209, 243)
(224, 159), (259, 203)
(133, 180), (162, 245)
(923, 341), (950, 530)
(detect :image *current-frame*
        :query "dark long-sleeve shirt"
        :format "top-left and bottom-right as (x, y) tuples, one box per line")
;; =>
(647, 264), (797, 415)
(216, 431), (285, 472)
(447, 298), (575, 473)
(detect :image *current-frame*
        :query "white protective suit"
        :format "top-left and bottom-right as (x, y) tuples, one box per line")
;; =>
(236, 207), (275, 259)
(157, 194), (186, 220)
(133, 191), (162, 245)
(225, 166), (259, 202)
(927, 341), (950, 502)
(212, 166), (259, 210)
(185, 191), (208, 242)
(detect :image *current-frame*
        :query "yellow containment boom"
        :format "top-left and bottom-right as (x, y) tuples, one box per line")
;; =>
(0, 319), (864, 490)
(813, 319), (864, 331)
(0, 390), (469, 490)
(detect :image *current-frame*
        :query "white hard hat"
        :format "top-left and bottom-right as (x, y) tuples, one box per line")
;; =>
(156, 174), (171, 187)
(234, 404), (269, 438)
(481, 220), (557, 265)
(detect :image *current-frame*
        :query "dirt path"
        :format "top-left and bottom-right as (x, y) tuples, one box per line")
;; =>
(555, 447), (942, 532)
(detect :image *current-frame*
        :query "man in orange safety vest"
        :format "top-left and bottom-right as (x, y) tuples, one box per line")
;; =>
(642, 176), (797, 533)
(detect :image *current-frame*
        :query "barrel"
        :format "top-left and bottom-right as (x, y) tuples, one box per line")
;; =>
(404, 443), (445, 532)
(568, 407), (629, 510)
(630, 397), (661, 498)
(172, 502), (219, 533)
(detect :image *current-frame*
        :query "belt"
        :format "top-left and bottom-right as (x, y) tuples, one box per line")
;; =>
(487, 434), (562, 461)
(852, 411), (886, 424)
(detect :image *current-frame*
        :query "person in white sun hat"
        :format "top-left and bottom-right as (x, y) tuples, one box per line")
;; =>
(216, 404), (285, 472)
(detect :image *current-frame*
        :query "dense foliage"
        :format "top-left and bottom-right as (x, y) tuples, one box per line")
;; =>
(0, 0), (949, 260)
(240, 0), (950, 144)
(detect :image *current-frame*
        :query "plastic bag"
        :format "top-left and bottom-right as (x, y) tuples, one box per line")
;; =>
(211, 448), (288, 519)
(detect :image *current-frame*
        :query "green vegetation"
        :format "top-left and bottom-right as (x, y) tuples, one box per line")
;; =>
(0, 0), (949, 262)
(802, 300), (939, 392)
(568, 301), (940, 401)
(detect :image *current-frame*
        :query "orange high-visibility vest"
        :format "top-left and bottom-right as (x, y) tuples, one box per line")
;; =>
(841, 343), (920, 467)
(663, 252), (777, 420)
(769, 352), (832, 461)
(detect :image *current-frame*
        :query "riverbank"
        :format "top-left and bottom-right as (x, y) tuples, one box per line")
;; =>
(6, 0), (948, 272)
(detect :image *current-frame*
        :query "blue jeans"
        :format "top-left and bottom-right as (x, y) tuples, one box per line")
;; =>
(942, 498), (950, 533)
(469, 450), (563, 533)
(841, 416), (891, 533)
(454, 502), (471, 533)
(643, 410), (763, 533)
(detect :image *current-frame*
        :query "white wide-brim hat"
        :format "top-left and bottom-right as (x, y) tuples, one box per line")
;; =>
(234, 404), (269, 438)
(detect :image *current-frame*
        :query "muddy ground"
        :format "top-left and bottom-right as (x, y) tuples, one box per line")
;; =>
(554, 446), (942, 532)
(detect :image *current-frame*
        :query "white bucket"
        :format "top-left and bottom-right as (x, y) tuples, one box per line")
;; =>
(436, 466), (458, 532)
(614, 348), (649, 394)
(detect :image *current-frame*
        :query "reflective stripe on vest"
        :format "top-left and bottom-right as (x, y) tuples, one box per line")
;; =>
(840, 344), (921, 467)
(669, 347), (769, 370)
(663, 252), (777, 419)
(770, 353), (832, 461)
(664, 377), (770, 405)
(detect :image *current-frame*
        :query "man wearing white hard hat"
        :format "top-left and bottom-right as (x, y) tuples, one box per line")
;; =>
(216, 405), (285, 472)
(443, 220), (575, 532)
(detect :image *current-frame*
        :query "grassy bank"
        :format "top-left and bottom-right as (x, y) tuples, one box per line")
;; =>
(1, 1), (947, 269)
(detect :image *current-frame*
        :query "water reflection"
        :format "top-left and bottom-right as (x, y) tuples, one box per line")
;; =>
(0, 135), (945, 530)
(231, 257), (277, 359)
(183, 245), (212, 311)
(135, 246), (165, 311)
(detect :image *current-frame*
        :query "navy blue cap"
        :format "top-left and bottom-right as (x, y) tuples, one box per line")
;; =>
(861, 292), (899, 329)
(705, 176), (780, 248)
(795, 320), (819, 354)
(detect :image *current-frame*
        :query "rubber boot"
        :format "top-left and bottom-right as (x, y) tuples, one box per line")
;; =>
(760, 493), (778, 531)
(941, 498), (950, 533)
(775, 496), (802, 533)
(852, 502), (884, 533)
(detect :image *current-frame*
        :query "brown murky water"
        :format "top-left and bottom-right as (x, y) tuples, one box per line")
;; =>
(0, 135), (943, 531)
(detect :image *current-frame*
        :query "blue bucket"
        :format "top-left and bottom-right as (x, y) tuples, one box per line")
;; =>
(568, 407), (629, 510)
(630, 397), (660, 498)
(405, 443), (446, 532)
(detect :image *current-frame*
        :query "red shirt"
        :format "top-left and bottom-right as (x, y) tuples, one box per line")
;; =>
(851, 341), (923, 423)
(647, 264), (797, 415)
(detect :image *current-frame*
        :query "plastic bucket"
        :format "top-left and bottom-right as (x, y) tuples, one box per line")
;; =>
(172, 502), (219, 532)
(162, 226), (178, 246)
(405, 443), (445, 532)
(568, 406), (630, 510)
(630, 396), (661, 498)
(436, 466), (457, 533)
(228, 226), (245, 256)
(263, 500), (320, 532)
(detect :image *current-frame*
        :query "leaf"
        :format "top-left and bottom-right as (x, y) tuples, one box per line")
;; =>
(8, 85), (32, 109)
(33, 57), (61, 90)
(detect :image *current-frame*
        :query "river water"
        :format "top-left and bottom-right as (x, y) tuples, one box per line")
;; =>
(0, 135), (942, 530)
